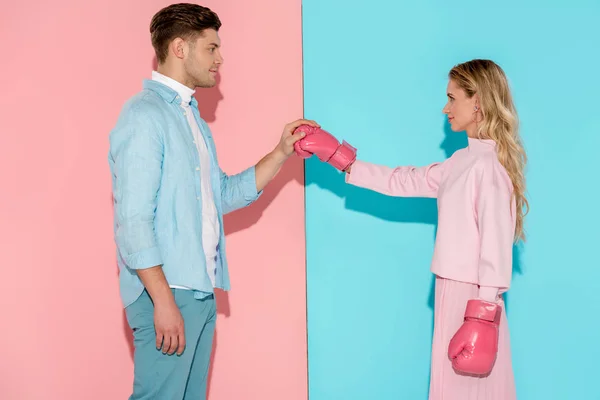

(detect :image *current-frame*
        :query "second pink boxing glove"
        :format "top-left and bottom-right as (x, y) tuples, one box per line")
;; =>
(293, 125), (356, 171)
(448, 299), (502, 376)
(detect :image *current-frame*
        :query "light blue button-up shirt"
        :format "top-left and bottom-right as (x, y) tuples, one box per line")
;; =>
(108, 79), (261, 308)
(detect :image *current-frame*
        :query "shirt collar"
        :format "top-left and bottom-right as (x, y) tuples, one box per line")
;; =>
(467, 137), (496, 152)
(144, 71), (198, 107)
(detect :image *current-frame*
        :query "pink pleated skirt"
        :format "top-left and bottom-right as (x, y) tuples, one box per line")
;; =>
(429, 276), (516, 400)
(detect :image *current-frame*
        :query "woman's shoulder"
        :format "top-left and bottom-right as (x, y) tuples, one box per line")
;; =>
(471, 152), (514, 191)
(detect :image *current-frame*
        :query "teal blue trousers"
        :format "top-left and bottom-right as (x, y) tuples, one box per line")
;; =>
(125, 289), (216, 400)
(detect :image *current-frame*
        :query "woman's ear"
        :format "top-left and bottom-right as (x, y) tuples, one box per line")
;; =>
(472, 93), (481, 112)
(472, 94), (483, 123)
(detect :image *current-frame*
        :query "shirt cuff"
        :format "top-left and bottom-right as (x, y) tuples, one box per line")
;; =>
(125, 246), (163, 270)
(478, 286), (500, 302)
(345, 160), (363, 185)
(242, 165), (263, 202)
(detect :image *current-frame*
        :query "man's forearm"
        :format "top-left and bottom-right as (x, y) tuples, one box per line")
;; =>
(136, 265), (175, 306)
(254, 148), (288, 192)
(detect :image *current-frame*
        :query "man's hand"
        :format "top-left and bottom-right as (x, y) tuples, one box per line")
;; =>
(154, 300), (186, 356)
(274, 119), (320, 160)
(135, 266), (186, 356)
(255, 118), (320, 192)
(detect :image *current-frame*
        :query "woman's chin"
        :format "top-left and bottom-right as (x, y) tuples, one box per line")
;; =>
(448, 123), (461, 132)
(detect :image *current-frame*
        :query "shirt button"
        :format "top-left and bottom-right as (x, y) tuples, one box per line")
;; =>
(196, 167), (200, 171)
(197, 196), (200, 200)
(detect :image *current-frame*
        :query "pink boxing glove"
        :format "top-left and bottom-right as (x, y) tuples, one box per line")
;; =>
(448, 299), (502, 376)
(293, 124), (357, 171)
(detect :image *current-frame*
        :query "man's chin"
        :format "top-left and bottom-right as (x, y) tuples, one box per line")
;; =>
(196, 77), (217, 89)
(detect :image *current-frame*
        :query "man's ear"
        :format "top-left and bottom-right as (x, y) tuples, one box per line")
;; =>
(170, 37), (186, 60)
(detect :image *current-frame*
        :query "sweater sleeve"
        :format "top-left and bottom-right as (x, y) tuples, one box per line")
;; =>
(475, 159), (517, 299)
(345, 159), (448, 198)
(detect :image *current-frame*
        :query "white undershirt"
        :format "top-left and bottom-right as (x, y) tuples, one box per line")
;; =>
(152, 71), (220, 290)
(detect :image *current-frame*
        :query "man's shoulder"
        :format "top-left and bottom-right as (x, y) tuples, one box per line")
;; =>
(111, 88), (174, 135)
(109, 91), (167, 146)
(120, 88), (169, 119)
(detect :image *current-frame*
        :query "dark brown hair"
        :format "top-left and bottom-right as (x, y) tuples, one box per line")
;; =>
(150, 3), (221, 64)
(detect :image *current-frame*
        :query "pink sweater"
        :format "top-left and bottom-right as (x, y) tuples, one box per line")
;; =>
(346, 138), (516, 302)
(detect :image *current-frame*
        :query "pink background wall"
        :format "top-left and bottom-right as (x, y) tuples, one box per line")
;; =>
(0, 1), (306, 399)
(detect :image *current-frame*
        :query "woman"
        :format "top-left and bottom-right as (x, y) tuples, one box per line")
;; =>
(294, 59), (527, 399)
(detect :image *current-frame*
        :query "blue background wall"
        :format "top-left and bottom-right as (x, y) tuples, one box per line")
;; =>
(302, 1), (600, 399)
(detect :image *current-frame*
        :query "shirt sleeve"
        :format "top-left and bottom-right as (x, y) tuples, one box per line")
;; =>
(110, 112), (164, 270)
(220, 166), (263, 215)
(475, 159), (516, 297)
(345, 159), (447, 198)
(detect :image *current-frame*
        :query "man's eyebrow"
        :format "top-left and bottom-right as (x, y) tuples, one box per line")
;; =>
(208, 42), (220, 47)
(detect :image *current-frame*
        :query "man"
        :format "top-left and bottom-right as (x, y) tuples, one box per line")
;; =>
(108, 3), (317, 399)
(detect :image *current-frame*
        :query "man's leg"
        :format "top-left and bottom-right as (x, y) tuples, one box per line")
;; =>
(125, 289), (208, 400)
(183, 296), (217, 400)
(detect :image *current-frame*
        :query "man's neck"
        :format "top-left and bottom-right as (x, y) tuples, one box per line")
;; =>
(156, 64), (194, 90)
(152, 70), (195, 105)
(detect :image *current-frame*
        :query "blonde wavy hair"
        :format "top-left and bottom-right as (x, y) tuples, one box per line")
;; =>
(449, 59), (528, 242)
